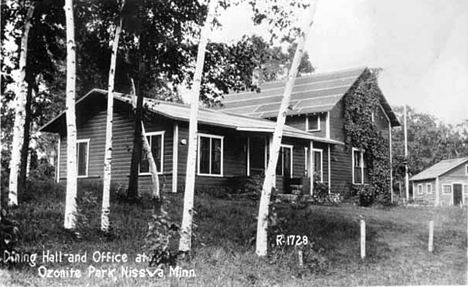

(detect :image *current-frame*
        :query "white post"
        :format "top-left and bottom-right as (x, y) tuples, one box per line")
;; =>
(360, 219), (366, 259)
(172, 123), (179, 193)
(404, 105), (409, 201)
(428, 220), (434, 252)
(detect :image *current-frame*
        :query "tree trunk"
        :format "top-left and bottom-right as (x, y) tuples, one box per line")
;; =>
(8, 3), (35, 206)
(178, 0), (217, 254)
(19, 82), (34, 195)
(127, 29), (147, 199)
(64, 0), (78, 229)
(256, 0), (319, 257)
(101, 6), (123, 232)
(141, 122), (160, 199)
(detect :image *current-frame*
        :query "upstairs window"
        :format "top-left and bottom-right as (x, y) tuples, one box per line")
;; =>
(276, 145), (293, 177)
(77, 139), (89, 177)
(307, 114), (320, 132)
(198, 134), (223, 176)
(353, 148), (369, 184)
(140, 132), (164, 174)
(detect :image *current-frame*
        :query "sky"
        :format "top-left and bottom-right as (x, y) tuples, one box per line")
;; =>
(211, 0), (468, 125)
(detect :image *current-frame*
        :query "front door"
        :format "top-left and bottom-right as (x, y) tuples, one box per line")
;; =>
(453, 184), (463, 206)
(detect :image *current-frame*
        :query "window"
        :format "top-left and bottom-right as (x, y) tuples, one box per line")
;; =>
(198, 134), (223, 176)
(443, 185), (452, 194)
(77, 139), (89, 177)
(307, 115), (320, 132)
(276, 145), (293, 177)
(417, 184), (423, 195)
(140, 132), (164, 174)
(313, 149), (323, 182)
(352, 148), (369, 184)
(426, 183), (432, 194)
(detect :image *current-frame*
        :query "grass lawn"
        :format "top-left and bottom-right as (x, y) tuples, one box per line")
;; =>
(1, 181), (467, 286)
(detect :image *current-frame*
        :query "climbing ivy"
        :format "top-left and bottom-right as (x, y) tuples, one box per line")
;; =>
(344, 69), (391, 204)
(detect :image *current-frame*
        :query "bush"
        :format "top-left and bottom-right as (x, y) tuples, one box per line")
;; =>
(351, 184), (374, 206)
(0, 209), (20, 267)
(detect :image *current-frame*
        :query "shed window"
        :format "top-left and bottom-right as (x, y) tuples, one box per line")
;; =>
(353, 148), (369, 184)
(198, 134), (223, 176)
(276, 145), (293, 177)
(426, 183), (432, 194)
(77, 139), (89, 177)
(417, 184), (423, 195)
(140, 132), (164, 174)
(463, 185), (468, 194)
(443, 185), (452, 194)
(307, 115), (320, 131)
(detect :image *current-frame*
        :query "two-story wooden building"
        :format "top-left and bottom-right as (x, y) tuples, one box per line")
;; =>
(40, 66), (399, 197)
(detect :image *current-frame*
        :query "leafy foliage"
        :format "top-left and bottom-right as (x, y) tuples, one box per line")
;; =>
(344, 69), (391, 204)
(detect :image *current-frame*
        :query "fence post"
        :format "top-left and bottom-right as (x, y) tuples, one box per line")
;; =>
(360, 219), (366, 259)
(428, 220), (434, 252)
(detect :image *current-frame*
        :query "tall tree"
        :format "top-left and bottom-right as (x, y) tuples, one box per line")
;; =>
(63, 0), (78, 229)
(256, 0), (319, 257)
(8, 2), (35, 206)
(179, 0), (217, 254)
(101, 0), (124, 232)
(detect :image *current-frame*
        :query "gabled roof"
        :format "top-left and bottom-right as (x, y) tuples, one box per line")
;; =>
(39, 89), (344, 145)
(410, 157), (468, 181)
(220, 66), (400, 127)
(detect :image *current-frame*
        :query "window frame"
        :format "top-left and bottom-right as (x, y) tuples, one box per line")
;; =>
(352, 147), (368, 185)
(197, 133), (224, 177)
(77, 139), (90, 178)
(442, 184), (452, 194)
(312, 148), (323, 182)
(465, 164), (468, 176)
(306, 114), (321, 132)
(426, 183), (432, 194)
(276, 144), (293, 177)
(416, 184), (423, 195)
(139, 131), (165, 175)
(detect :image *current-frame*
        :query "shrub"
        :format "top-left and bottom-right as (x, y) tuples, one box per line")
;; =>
(0, 209), (20, 267)
(351, 184), (374, 206)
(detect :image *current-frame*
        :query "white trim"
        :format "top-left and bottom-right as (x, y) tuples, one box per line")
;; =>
(77, 138), (90, 178)
(139, 131), (165, 175)
(172, 123), (178, 193)
(279, 144), (294, 177)
(465, 164), (468, 176)
(304, 147), (308, 177)
(442, 184), (452, 194)
(247, 137), (250, 177)
(306, 114), (321, 132)
(417, 184), (423, 195)
(435, 177), (440, 206)
(378, 104), (391, 123)
(310, 141), (314, 195)
(269, 135), (275, 188)
(197, 133), (224, 177)
(57, 137), (61, 183)
(426, 183), (432, 194)
(312, 148), (323, 182)
(452, 182), (464, 205)
(326, 112), (330, 138)
(352, 147), (367, 184)
(327, 145), (331, 192)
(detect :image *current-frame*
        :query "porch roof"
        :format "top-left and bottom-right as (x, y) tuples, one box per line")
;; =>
(39, 89), (344, 145)
(410, 157), (468, 181)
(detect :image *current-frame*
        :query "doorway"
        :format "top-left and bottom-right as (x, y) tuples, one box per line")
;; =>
(453, 183), (463, 206)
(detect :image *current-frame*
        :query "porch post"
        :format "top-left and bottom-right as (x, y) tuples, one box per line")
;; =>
(435, 177), (440, 207)
(310, 140), (314, 195)
(328, 144), (331, 193)
(172, 122), (179, 193)
(247, 136), (250, 176)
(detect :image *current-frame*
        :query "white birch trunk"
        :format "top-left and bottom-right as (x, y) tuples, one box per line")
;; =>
(8, 3), (35, 207)
(101, 9), (123, 232)
(256, 0), (319, 256)
(141, 122), (160, 199)
(64, 0), (78, 229)
(178, 0), (217, 253)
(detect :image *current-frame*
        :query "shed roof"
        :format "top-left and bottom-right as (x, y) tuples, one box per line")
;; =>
(220, 66), (400, 126)
(40, 89), (344, 145)
(410, 157), (468, 181)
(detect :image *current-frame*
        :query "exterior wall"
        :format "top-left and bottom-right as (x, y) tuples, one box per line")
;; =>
(438, 166), (468, 206)
(412, 179), (437, 205)
(284, 113), (327, 138)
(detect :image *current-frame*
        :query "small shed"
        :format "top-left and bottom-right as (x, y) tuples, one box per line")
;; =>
(410, 157), (468, 206)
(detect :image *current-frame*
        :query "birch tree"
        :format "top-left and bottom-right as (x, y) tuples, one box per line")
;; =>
(64, 0), (78, 229)
(8, 3), (35, 207)
(141, 122), (160, 199)
(101, 1), (124, 233)
(178, 0), (217, 254)
(256, 0), (319, 256)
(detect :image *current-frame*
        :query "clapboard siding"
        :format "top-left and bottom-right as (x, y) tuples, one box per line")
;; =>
(330, 144), (353, 194)
(329, 99), (345, 142)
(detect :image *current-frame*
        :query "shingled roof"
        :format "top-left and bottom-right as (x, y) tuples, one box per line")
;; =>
(410, 157), (468, 181)
(40, 89), (344, 145)
(220, 66), (400, 126)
